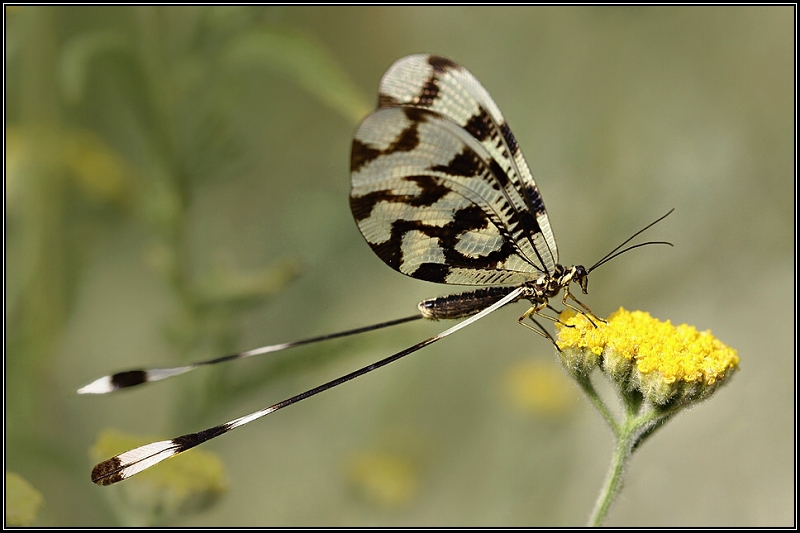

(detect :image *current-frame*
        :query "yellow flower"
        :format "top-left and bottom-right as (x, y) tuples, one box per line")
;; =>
(503, 360), (577, 416)
(557, 308), (739, 407)
(347, 451), (418, 508)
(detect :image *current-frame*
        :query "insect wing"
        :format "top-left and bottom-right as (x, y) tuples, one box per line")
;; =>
(378, 55), (558, 271)
(350, 55), (559, 286)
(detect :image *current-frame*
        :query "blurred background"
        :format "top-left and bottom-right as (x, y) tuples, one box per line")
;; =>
(5, 6), (793, 526)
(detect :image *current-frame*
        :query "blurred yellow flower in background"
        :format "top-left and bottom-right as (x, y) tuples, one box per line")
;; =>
(90, 429), (227, 525)
(347, 451), (419, 509)
(503, 360), (577, 416)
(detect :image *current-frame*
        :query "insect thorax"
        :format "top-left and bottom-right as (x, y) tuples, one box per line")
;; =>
(535, 263), (589, 301)
(417, 264), (589, 321)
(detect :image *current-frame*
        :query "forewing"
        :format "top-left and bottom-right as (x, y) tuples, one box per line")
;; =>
(351, 106), (543, 286)
(375, 54), (558, 271)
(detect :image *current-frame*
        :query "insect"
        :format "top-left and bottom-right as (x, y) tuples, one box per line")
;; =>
(81, 54), (671, 486)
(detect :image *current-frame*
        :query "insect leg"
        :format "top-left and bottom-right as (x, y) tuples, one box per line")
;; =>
(562, 290), (606, 326)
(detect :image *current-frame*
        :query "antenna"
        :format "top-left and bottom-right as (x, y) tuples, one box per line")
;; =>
(588, 209), (675, 273)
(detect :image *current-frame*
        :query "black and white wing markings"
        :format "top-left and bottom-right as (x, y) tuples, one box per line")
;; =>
(86, 290), (523, 486)
(351, 54), (558, 286)
(77, 315), (422, 394)
(377, 54), (550, 250)
(82, 54), (673, 486)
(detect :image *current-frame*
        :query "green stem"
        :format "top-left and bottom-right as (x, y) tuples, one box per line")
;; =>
(631, 405), (679, 452)
(575, 373), (633, 526)
(587, 405), (669, 526)
(576, 375), (619, 433)
(587, 427), (632, 526)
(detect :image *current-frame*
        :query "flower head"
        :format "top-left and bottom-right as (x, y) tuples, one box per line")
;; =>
(557, 308), (739, 408)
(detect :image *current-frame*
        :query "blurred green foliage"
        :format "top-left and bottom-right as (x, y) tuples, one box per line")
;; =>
(6, 472), (44, 526)
(7, 5), (367, 525)
(5, 6), (793, 526)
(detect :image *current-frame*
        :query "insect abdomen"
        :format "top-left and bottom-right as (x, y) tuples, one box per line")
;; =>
(418, 286), (522, 320)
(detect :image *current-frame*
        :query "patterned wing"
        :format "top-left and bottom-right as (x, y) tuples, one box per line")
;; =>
(350, 55), (558, 285)
(377, 54), (557, 272)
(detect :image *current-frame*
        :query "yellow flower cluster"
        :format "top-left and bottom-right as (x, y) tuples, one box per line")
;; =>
(556, 308), (739, 407)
